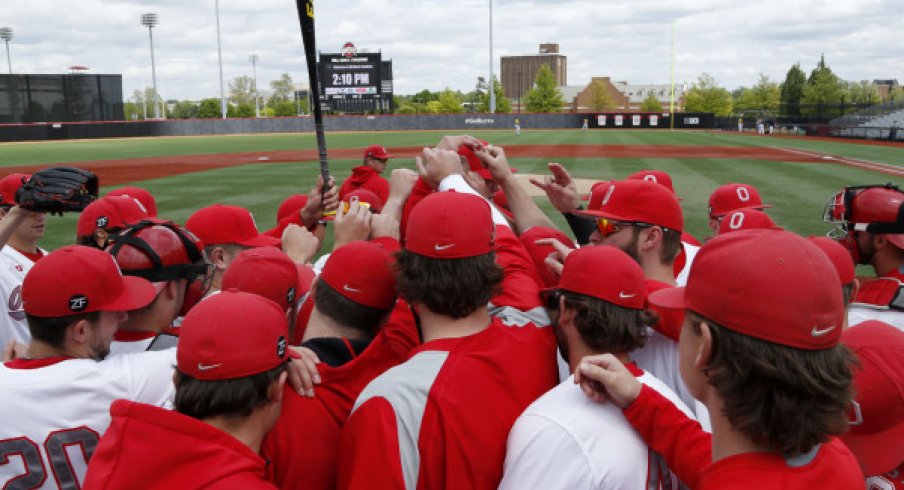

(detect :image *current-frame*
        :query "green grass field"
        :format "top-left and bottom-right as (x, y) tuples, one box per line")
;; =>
(1, 130), (902, 253)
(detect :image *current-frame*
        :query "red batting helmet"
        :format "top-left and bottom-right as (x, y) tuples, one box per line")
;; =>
(824, 184), (904, 256)
(106, 221), (208, 288)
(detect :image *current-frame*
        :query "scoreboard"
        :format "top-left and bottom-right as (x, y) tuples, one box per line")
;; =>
(318, 43), (392, 113)
(320, 52), (380, 96)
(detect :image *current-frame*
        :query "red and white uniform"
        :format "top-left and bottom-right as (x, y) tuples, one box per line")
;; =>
(500, 364), (694, 489)
(83, 400), (275, 489)
(848, 268), (904, 331)
(622, 384), (864, 489)
(262, 301), (420, 490)
(0, 350), (176, 489)
(0, 245), (43, 346)
(338, 318), (558, 489)
(109, 330), (159, 356)
(338, 166), (389, 205)
(633, 280), (711, 431)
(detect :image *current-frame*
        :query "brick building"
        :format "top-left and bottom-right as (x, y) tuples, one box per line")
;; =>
(501, 43), (567, 110)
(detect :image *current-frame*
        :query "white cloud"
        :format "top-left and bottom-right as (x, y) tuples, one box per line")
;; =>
(1, 0), (901, 101)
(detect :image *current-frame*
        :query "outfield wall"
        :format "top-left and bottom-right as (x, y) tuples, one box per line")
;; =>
(0, 112), (714, 142)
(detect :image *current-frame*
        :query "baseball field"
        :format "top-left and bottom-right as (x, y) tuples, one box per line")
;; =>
(1, 129), (903, 256)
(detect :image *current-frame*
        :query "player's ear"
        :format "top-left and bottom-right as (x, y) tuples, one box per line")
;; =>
(69, 318), (92, 345)
(270, 371), (289, 403)
(93, 228), (108, 248)
(695, 320), (713, 369)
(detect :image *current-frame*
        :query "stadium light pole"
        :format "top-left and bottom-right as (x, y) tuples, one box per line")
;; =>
(250, 54), (259, 118)
(215, 0), (227, 119)
(488, 0), (495, 113)
(0, 28), (13, 75)
(140, 14), (161, 119)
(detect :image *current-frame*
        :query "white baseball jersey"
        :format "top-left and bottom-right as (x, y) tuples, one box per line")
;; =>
(631, 329), (712, 433)
(848, 305), (904, 331)
(500, 369), (695, 490)
(675, 242), (699, 287)
(109, 331), (159, 356)
(0, 246), (41, 347)
(0, 349), (176, 489)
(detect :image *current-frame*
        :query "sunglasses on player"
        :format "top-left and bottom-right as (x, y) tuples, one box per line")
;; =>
(594, 218), (652, 238)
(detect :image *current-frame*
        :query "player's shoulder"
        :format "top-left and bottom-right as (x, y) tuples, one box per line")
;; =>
(353, 350), (448, 414)
(637, 369), (696, 418)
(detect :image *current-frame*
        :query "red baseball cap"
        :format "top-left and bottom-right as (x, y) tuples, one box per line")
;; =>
(405, 191), (495, 259)
(717, 208), (781, 235)
(0, 173), (30, 206)
(178, 290), (290, 380)
(105, 186), (158, 217)
(22, 245), (157, 317)
(77, 196), (151, 237)
(319, 241), (397, 310)
(185, 204), (280, 248)
(580, 181), (611, 203)
(574, 179), (683, 232)
(808, 236), (856, 285)
(364, 144), (392, 160)
(627, 170), (675, 195)
(839, 321), (904, 476)
(708, 183), (771, 219)
(222, 247), (302, 311)
(552, 246), (646, 309)
(458, 141), (517, 180)
(276, 194), (308, 222)
(649, 229), (844, 350)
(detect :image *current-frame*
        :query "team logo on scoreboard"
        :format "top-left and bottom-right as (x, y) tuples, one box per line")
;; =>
(341, 42), (357, 58)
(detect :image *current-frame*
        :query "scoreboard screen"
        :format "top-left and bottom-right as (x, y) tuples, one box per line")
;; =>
(320, 52), (381, 97)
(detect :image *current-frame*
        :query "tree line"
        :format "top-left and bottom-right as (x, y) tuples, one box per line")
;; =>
(125, 56), (904, 119)
(124, 73), (308, 120)
(684, 55), (904, 118)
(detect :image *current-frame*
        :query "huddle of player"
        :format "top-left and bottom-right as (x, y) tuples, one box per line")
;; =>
(0, 135), (902, 489)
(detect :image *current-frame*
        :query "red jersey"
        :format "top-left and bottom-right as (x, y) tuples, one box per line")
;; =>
(262, 301), (419, 490)
(83, 400), (275, 489)
(338, 166), (389, 205)
(337, 318), (558, 489)
(623, 384), (864, 489)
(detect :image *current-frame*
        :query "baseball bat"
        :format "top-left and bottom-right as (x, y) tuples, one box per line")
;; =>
(295, 0), (330, 190)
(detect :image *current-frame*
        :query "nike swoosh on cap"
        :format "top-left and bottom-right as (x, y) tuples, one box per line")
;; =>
(343, 284), (362, 293)
(434, 243), (455, 251)
(618, 292), (636, 299)
(811, 325), (837, 337)
(197, 362), (223, 371)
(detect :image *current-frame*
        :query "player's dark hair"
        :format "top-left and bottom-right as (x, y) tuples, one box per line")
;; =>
(26, 311), (102, 349)
(688, 311), (855, 456)
(659, 228), (683, 265)
(841, 282), (854, 308)
(173, 362), (287, 420)
(395, 250), (503, 319)
(313, 280), (392, 334)
(561, 291), (652, 354)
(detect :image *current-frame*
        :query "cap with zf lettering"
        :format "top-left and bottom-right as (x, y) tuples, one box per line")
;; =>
(178, 290), (290, 381)
(649, 229), (844, 350)
(319, 241), (397, 310)
(22, 245), (157, 317)
(76, 195), (152, 237)
(404, 191), (495, 259)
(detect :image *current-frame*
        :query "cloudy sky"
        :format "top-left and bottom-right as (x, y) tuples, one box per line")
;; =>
(2, 0), (901, 101)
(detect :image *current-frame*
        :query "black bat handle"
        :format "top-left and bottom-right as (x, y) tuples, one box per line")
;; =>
(295, 0), (330, 193)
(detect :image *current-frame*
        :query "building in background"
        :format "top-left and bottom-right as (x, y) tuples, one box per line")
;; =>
(0, 74), (124, 123)
(501, 43), (567, 111)
(568, 77), (687, 112)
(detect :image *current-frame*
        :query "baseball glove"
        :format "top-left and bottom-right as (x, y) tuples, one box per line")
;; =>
(15, 166), (99, 215)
